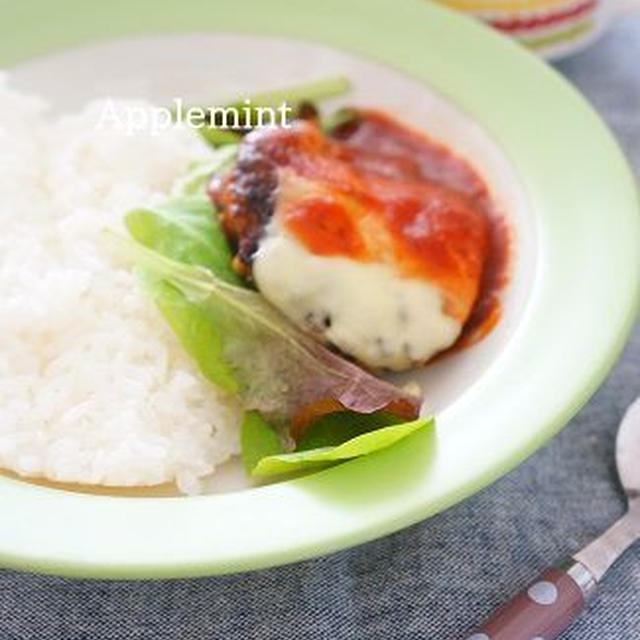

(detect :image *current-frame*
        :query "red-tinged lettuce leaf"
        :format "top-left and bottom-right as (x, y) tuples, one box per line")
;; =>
(251, 416), (434, 477)
(111, 234), (421, 427)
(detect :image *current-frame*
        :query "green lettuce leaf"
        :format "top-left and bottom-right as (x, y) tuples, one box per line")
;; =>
(123, 153), (248, 392)
(111, 235), (421, 423)
(225, 76), (350, 112)
(191, 76), (351, 147)
(170, 146), (237, 196)
(251, 416), (434, 476)
(297, 410), (404, 450)
(146, 277), (238, 392)
(240, 411), (285, 474)
(125, 195), (242, 286)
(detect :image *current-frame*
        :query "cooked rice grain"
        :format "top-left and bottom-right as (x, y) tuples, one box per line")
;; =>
(0, 76), (242, 493)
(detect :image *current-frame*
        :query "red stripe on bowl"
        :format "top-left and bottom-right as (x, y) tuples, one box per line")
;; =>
(489, 0), (597, 32)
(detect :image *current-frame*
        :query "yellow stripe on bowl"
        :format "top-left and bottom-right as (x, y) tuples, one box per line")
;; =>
(518, 16), (595, 47)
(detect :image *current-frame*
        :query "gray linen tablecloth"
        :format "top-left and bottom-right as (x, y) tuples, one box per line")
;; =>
(1, 17), (639, 640)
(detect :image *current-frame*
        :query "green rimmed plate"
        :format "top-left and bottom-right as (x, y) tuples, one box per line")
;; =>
(0, 0), (638, 578)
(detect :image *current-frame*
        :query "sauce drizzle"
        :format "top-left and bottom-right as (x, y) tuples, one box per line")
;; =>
(330, 109), (511, 349)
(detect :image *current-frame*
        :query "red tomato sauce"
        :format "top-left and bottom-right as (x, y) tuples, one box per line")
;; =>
(214, 109), (511, 351)
(327, 109), (511, 348)
(276, 109), (509, 344)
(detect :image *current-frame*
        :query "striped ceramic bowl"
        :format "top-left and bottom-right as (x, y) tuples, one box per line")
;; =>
(433, 0), (634, 58)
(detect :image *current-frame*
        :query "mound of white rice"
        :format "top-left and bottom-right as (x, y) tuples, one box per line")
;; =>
(0, 74), (242, 494)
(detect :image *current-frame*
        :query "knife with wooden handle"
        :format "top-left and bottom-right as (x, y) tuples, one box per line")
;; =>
(465, 397), (640, 640)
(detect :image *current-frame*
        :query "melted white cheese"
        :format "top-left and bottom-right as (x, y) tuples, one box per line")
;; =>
(253, 222), (462, 370)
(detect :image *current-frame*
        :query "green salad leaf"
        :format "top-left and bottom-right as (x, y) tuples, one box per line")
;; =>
(125, 194), (242, 286)
(251, 416), (434, 477)
(187, 76), (350, 147)
(199, 127), (243, 147)
(170, 146), (237, 196)
(124, 179), (244, 392)
(119, 77), (430, 476)
(124, 144), (240, 285)
(144, 277), (239, 392)
(112, 235), (421, 423)
(240, 411), (285, 474)
(297, 410), (404, 450)
(224, 76), (350, 113)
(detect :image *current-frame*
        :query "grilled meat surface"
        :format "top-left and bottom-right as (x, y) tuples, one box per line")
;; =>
(209, 110), (489, 324)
